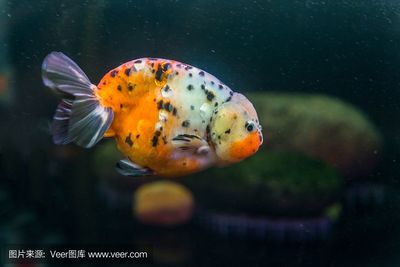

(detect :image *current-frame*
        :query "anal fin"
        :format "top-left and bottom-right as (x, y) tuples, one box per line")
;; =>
(116, 159), (154, 177)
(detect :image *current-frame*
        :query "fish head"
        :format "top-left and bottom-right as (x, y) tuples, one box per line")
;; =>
(210, 92), (263, 166)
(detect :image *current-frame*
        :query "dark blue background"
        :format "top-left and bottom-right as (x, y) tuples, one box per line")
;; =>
(1, 1), (400, 266)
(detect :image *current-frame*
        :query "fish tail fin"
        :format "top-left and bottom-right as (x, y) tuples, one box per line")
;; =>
(42, 52), (114, 148)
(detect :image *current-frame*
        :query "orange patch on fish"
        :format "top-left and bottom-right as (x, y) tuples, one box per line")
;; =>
(229, 132), (261, 162)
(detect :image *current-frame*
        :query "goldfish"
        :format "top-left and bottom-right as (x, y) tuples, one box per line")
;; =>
(42, 52), (263, 177)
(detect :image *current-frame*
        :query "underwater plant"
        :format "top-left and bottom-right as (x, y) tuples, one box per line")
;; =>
(184, 150), (343, 241)
(248, 92), (382, 179)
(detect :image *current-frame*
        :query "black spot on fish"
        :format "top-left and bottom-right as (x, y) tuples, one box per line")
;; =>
(175, 71), (179, 75)
(185, 66), (193, 70)
(151, 62), (154, 68)
(198, 71), (205, 76)
(201, 84), (205, 90)
(218, 84), (224, 90)
(211, 81), (215, 85)
(162, 63), (172, 72)
(206, 125), (211, 134)
(162, 136), (168, 144)
(189, 73), (193, 77)
(176, 63), (182, 68)
(187, 84), (194, 91)
(202, 120), (205, 124)
(125, 133), (133, 147)
(164, 102), (173, 112)
(163, 85), (170, 92)
(110, 70), (117, 77)
(155, 64), (163, 81)
(128, 83), (136, 91)
(206, 91), (215, 101)
(214, 102), (218, 107)
(120, 104), (123, 108)
(134, 60), (142, 63)
(151, 130), (162, 147)
(230, 91), (234, 96)
(157, 100), (164, 110)
(136, 134), (140, 139)
(152, 136), (159, 147)
(182, 120), (190, 127)
(225, 96), (232, 102)
(172, 107), (177, 116)
(124, 68), (131, 76)
(225, 129), (231, 134)
(190, 105), (195, 110)
(117, 85), (122, 91)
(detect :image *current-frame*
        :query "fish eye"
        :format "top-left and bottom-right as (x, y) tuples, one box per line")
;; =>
(245, 121), (256, 132)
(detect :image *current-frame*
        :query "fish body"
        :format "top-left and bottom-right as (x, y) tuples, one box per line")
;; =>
(42, 52), (263, 177)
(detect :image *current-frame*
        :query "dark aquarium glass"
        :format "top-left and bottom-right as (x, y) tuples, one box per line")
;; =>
(0, 0), (399, 266)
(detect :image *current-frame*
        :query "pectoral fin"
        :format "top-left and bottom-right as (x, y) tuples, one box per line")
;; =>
(172, 134), (211, 155)
(116, 159), (154, 177)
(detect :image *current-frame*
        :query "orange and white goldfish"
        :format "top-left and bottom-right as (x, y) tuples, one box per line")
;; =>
(42, 52), (263, 177)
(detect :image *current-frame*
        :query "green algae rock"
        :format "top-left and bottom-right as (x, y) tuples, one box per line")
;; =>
(247, 92), (382, 178)
(184, 150), (343, 217)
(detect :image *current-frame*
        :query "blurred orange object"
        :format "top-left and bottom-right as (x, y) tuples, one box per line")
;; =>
(134, 181), (194, 226)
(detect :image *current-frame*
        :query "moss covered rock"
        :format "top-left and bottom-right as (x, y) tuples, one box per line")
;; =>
(184, 150), (343, 217)
(247, 92), (382, 178)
